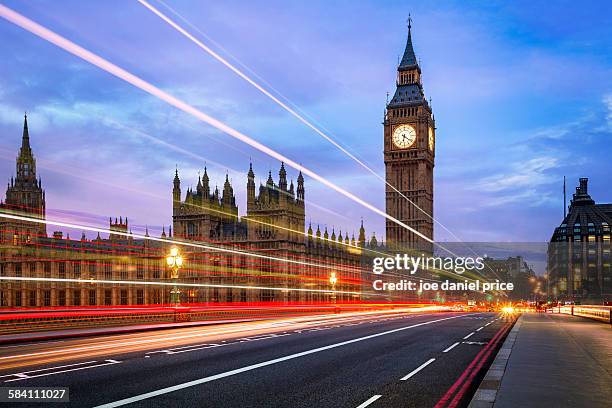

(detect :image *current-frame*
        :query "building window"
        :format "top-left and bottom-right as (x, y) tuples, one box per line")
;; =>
(104, 290), (112, 306)
(89, 290), (96, 306)
(73, 262), (81, 278)
(89, 262), (96, 275)
(14, 290), (22, 307)
(58, 262), (66, 278)
(58, 290), (66, 306)
(137, 262), (144, 279)
(73, 290), (81, 306)
(120, 290), (128, 305)
(43, 262), (51, 277)
(29, 291), (36, 307)
(136, 290), (144, 305)
(104, 264), (112, 280)
(29, 262), (36, 276)
(43, 290), (51, 307)
(14, 263), (22, 277)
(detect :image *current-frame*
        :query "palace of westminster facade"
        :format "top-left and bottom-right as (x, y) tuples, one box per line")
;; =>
(0, 22), (437, 308)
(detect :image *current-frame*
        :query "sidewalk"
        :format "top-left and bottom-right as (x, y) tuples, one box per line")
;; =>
(470, 312), (612, 408)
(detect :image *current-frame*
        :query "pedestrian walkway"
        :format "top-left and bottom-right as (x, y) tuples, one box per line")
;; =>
(470, 312), (611, 408)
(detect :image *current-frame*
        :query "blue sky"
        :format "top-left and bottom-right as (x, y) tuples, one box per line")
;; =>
(0, 0), (610, 243)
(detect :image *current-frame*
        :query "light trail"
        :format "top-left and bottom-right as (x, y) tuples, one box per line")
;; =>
(137, 0), (474, 253)
(0, 4), (445, 251)
(0, 308), (449, 370)
(0, 212), (361, 275)
(0, 276), (363, 296)
(0, 213), (485, 286)
(136, 0), (506, 284)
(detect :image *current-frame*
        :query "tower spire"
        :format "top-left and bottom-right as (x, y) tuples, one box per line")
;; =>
(399, 14), (418, 68)
(22, 112), (30, 150)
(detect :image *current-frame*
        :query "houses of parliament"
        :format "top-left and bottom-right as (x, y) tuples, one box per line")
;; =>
(0, 22), (435, 308)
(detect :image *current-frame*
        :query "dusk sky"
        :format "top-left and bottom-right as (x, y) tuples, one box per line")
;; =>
(0, 0), (611, 245)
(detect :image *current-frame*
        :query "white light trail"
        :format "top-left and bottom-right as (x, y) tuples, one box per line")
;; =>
(137, 0), (469, 249)
(0, 212), (360, 274)
(0, 3), (440, 249)
(0, 277), (362, 296)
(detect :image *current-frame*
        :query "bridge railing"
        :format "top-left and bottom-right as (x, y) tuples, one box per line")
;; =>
(553, 305), (612, 324)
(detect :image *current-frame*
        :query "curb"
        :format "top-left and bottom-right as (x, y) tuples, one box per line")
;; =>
(468, 315), (523, 408)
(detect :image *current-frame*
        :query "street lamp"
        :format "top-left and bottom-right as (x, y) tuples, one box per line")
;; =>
(329, 272), (337, 304)
(166, 246), (183, 307)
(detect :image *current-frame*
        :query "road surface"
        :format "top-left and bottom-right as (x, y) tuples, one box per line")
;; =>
(0, 310), (508, 407)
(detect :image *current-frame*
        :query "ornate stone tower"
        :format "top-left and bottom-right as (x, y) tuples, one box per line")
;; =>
(246, 162), (305, 244)
(0, 114), (46, 244)
(384, 18), (435, 252)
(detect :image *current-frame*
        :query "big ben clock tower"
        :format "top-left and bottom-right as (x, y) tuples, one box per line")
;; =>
(384, 18), (435, 253)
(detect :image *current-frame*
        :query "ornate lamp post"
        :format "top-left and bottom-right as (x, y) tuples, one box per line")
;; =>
(166, 246), (183, 307)
(329, 272), (337, 304)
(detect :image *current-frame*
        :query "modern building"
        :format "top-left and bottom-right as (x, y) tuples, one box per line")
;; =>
(384, 18), (435, 252)
(548, 178), (612, 303)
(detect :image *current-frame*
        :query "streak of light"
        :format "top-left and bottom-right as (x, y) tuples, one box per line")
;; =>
(0, 212), (361, 274)
(137, 0), (474, 256)
(136, 0), (505, 283)
(0, 4), (446, 252)
(0, 276), (363, 296)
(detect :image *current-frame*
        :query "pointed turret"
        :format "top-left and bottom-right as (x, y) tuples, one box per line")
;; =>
(297, 170), (304, 201)
(222, 173), (233, 206)
(16, 113), (36, 182)
(266, 170), (274, 187)
(172, 168), (181, 207)
(278, 162), (287, 190)
(202, 167), (210, 196)
(247, 162), (256, 206)
(161, 226), (166, 238)
(358, 220), (366, 247)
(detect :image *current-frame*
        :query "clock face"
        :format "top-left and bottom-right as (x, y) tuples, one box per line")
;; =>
(392, 124), (416, 149)
(428, 127), (435, 151)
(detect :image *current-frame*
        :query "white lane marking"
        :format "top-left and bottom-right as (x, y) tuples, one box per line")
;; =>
(3, 360), (121, 382)
(442, 342), (460, 353)
(476, 326), (484, 332)
(94, 315), (469, 407)
(400, 358), (436, 381)
(485, 322), (491, 326)
(0, 360), (97, 378)
(355, 395), (382, 408)
(463, 332), (475, 339)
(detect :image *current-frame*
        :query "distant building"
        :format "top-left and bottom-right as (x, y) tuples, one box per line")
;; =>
(548, 178), (612, 303)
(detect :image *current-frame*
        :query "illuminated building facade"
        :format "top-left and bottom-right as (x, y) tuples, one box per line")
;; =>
(0, 118), (379, 307)
(548, 178), (612, 302)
